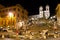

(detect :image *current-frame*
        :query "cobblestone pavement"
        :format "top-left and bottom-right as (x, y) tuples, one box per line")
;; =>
(0, 38), (60, 40)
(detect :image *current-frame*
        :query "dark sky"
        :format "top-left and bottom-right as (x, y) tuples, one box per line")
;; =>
(0, 0), (59, 16)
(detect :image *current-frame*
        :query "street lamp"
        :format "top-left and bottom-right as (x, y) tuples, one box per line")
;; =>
(8, 12), (14, 18)
(8, 12), (14, 26)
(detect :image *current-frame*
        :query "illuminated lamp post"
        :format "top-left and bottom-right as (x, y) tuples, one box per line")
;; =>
(8, 12), (14, 26)
(8, 12), (14, 18)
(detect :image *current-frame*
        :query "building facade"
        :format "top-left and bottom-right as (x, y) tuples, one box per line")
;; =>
(39, 6), (44, 18)
(0, 4), (28, 27)
(44, 5), (50, 19)
(29, 5), (50, 20)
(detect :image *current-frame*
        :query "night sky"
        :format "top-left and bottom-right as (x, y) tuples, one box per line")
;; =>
(0, 0), (59, 16)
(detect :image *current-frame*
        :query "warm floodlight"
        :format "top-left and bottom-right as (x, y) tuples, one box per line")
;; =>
(8, 12), (14, 18)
